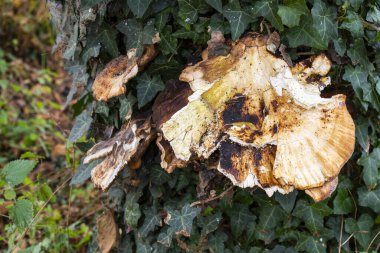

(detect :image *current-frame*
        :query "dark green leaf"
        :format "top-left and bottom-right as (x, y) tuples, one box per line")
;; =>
(127, 0), (152, 18)
(340, 11), (364, 38)
(119, 93), (136, 123)
(311, 0), (338, 41)
(87, 23), (119, 58)
(9, 199), (34, 228)
(347, 39), (373, 69)
(285, 16), (326, 49)
(158, 27), (178, 55)
(345, 214), (373, 248)
(206, 231), (228, 252)
(355, 117), (370, 151)
(226, 203), (256, 238)
(342, 65), (369, 96)
(136, 73), (165, 108)
(70, 159), (100, 186)
(139, 207), (161, 237)
(157, 227), (175, 247)
(223, 2), (253, 40)
(198, 212), (222, 235)
(333, 189), (354, 215)
(333, 37), (346, 56)
(205, 0), (222, 13)
(275, 190), (298, 213)
(68, 107), (93, 143)
(296, 234), (326, 253)
(166, 203), (201, 237)
(251, 0), (283, 31)
(277, 0), (309, 28)
(358, 187), (380, 212)
(2, 160), (37, 187)
(293, 199), (332, 233)
(358, 148), (380, 189)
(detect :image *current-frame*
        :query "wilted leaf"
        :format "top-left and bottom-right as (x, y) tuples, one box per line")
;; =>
(136, 73), (165, 108)
(9, 199), (33, 228)
(96, 210), (118, 253)
(166, 203), (201, 237)
(2, 160), (37, 187)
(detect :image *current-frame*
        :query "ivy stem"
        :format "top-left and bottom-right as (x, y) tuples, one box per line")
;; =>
(190, 186), (234, 207)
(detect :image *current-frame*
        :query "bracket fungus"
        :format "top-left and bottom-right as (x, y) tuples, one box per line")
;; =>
(84, 33), (355, 202)
(92, 44), (157, 101)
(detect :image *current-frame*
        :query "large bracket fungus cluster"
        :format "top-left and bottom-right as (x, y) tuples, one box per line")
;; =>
(84, 33), (355, 202)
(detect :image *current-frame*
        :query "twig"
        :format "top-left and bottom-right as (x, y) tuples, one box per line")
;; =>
(16, 176), (72, 243)
(338, 216), (344, 253)
(363, 20), (380, 32)
(367, 229), (380, 252)
(190, 186), (234, 207)
(341, 230), (370, 247)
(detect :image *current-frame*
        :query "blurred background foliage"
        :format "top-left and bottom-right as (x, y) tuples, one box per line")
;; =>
(0, 1), (101, 252)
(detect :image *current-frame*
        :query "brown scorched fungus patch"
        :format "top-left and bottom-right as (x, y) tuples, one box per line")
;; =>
(84, 33), (355, 202)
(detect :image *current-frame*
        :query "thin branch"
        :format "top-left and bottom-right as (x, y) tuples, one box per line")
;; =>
(341, 230), (370, 247)
(367, 229), (380, 252)
(338, 216), (344, 253)
(190, 186), (234, 207)
(363, 20), (380, 32)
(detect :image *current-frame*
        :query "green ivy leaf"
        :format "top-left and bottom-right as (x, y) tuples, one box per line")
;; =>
(205, 0), (222, 13)
(68, 107), (93, 143)
(311, 0), (338, 42)
(136, 73), (165, 108)
(293, 199), (332, 233)
(117, 19), (157, 57)
(198, 212), (222, 235)
(9, 199), (34, 228)
(355, 117), (370, 151)
(295, 234), (326, 253)
(205, 231), (228, 252)
(285, 16), (326, 49)
(166, 203), (201, 237)
(333, 189), (354, 215)
(333, 37), (347, 56)
(157, 227), (175, 247)
(342, 65), (369, 96)
(2, 160), (37, 187)
(358, 148), (380, 189)
(158, 26), (178, 55)
(127, 0), (152, 18)
(124, 190), (143, 227)
(119, 93), (136, 123)
(340, 11), (364, 38)
(177, 0), (210, 25)
(139, 207), (161, 237)
(347, 38), (373, 69)
(223, 2), (253, 40)
(277, 0), (309, 28)
(87, 23), (119, 58)
(226, 203), (256, 238)
(358, 187), (380, 212)
(251, 0), (283, 31)
(70, 159), (100, 186)
(345, 214), (373, 249)
(274, 190), (298, 213)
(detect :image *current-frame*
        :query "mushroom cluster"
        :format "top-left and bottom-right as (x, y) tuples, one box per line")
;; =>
(84, 33), (355, 202)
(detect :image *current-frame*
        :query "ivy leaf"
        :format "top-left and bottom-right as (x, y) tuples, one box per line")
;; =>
(311, 0), (338, 42)
(166, 203), (201, 237)
(277, 0), (309, 28)
(81, 43), (101, 64)
(363, 83), (380, 112)
(223, 2), (253, 40)
(177, 0), (210, 25)
(87, 22), (119, 58)
(124, 191), (143, 227)
(9, 199), (34, 228)
(226, 203), (256, 238)
(157, 227), (175, 247)
(127, 0), (152, 18)
(355, 117), (370, 151)
(158, 26), (178, 55)
(366, 5), (380, 25)
(333, 189), (354, 215)
(251, 0), (283, 31)
(198, 212), (222, 235)
(293, 199), (332, 233)
(136, 73), (165, 108)
(342, 65), (369, 96)
(333, 37), (347, 56)
(358, 187), (380, 212)
(2, 160), (37, 187)
(81, 0), (104, 9)
(285, 16), (326, 49)
(358, 148), (380, 189)
(119, 93), (136, 123)
(345, 214), (374, 248)
(205, 0), (222, 13)
(117, 19), (157, 57)
(347, 39), (373, 69)
(206, 231), (228, 252)
(274, 190), (298, 213)
(68, 107), (93, 143)
(139, 207), (161, 237)
(340, 11), (364, 38)
(70, 159), (100, 186)
(295, 234), (326, 253)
